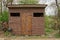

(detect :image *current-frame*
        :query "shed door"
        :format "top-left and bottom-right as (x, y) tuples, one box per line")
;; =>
(22, 13), (32, 35)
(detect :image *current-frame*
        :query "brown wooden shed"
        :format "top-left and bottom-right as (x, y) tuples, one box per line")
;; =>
(8, 4), (46, 35)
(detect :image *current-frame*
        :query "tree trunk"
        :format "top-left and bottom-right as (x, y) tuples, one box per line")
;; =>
(55, 0), (60, 34)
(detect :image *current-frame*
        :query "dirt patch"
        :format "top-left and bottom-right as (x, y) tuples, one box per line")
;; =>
(0, 38), (60, 40)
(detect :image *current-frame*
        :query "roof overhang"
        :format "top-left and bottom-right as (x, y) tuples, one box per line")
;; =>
(8, 4), (47, 8)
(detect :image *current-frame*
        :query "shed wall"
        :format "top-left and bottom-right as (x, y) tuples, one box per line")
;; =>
(8, 7), (45, 35)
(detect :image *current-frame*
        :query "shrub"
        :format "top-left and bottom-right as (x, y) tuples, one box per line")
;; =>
(1, 11), (9, 22)
(54, 33), (60, 38)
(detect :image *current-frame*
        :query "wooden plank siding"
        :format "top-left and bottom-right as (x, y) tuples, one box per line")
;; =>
(8, 4), (46, 35)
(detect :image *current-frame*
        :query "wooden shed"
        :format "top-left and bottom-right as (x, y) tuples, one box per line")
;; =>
(8, 4), (46, 35)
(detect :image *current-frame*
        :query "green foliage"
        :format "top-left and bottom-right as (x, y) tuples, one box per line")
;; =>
(0, 13), (1, 22)
(45, 16), (55, 28)
(20, 0), (38, 4)
(4, 31), (11, 36)
(0, 10), (8, 29)
(45, 16), (55, 35)
(1, 11), (9, 22)
(56, 7), (60, 34)
(45, 28), (53, 33)
(54, 33), (60, 38)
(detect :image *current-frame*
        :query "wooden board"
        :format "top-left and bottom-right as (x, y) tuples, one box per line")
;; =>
(21, 13), (32, 35)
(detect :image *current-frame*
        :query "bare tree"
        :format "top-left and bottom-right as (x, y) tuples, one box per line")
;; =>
(55, 0), (60, 33)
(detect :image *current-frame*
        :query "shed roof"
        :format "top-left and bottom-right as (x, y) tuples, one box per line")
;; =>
(8, 4), (47, 8)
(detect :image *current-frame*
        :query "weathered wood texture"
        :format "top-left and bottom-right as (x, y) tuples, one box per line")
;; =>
(8, 4), (46, 35)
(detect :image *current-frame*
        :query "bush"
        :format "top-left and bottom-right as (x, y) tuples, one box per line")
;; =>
(54, 33), (60, 38)
(45, 16), (55, 35)
(1, 11), (9, 22)
(4, 31), (10, 36)
(0, 11), (9, 31)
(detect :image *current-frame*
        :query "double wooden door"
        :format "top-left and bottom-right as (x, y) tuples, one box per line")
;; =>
(21, 13), (32, 35)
